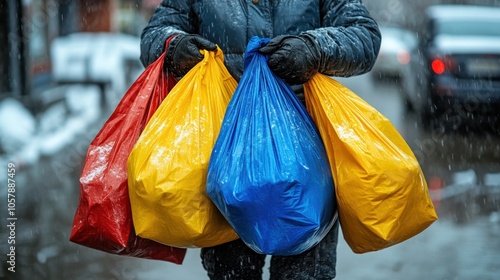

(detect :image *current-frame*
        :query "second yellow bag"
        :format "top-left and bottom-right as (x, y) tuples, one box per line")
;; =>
(304, 74), (438, 254)
(127, 47), (239, 248)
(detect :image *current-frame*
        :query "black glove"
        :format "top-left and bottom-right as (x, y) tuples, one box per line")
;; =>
(166, 34), (217, 77)
(259, 35), (320, 85)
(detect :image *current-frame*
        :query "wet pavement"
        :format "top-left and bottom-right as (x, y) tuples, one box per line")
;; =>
(1, 74), (500, 279)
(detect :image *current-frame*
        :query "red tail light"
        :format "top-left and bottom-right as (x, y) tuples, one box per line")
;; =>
(397, 50), (411, 65)
(431, 59), (446, 74)
(431, 56), (456, 75)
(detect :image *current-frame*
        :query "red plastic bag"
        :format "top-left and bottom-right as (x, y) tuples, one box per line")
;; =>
(70, 37), (186, 263)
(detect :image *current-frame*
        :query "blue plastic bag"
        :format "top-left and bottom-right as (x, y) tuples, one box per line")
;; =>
(206, 36), (337, 255)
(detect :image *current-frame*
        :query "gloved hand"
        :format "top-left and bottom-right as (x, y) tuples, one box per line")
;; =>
(166, 34), (217, 77)
(259, 35), (320, 85)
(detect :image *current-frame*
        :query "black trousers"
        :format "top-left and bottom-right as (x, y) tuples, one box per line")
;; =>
(200, 219), (339, 280)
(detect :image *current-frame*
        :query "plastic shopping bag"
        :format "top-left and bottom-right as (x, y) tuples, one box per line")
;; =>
(70, 37), (186, 263)
(304, 74), (438, 254)
(206, 36), (337, 256)
(127, 47), (239, 248)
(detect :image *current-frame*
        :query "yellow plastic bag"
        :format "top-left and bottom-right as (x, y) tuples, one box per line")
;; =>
(127, 47), (239, 248)
(304, 74), (438, 254)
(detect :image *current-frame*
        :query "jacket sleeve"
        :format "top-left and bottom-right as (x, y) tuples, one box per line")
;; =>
(139, 0), (195, 67)
(301, 0), (381, 77)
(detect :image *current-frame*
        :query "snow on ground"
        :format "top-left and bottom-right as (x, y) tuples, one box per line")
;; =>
(38, 85), (101, 156)
(0, 85), (101, 169)
(0, 98), (36, 155)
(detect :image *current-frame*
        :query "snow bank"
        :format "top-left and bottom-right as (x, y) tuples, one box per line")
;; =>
(0, 98), (36, 155)
(0, 85), (101, 167)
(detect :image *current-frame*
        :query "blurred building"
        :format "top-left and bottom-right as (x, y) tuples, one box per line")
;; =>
(0, 0), (158, 113)
(0, 1), (27, 105)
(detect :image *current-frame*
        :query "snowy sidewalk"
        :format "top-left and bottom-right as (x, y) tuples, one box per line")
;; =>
(77, 217), (500, 280)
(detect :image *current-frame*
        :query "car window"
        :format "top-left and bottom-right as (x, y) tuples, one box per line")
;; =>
(436, 19), (500, 37)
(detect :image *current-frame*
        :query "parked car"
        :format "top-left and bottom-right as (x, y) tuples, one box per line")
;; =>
(371, 26), (418, 81)
(405, 5), (500, 132)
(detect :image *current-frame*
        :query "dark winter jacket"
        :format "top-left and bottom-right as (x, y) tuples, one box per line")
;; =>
(140, 0), (381, 82)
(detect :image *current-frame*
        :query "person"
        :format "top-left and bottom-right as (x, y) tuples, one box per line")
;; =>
(139, 1), (381, 279)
